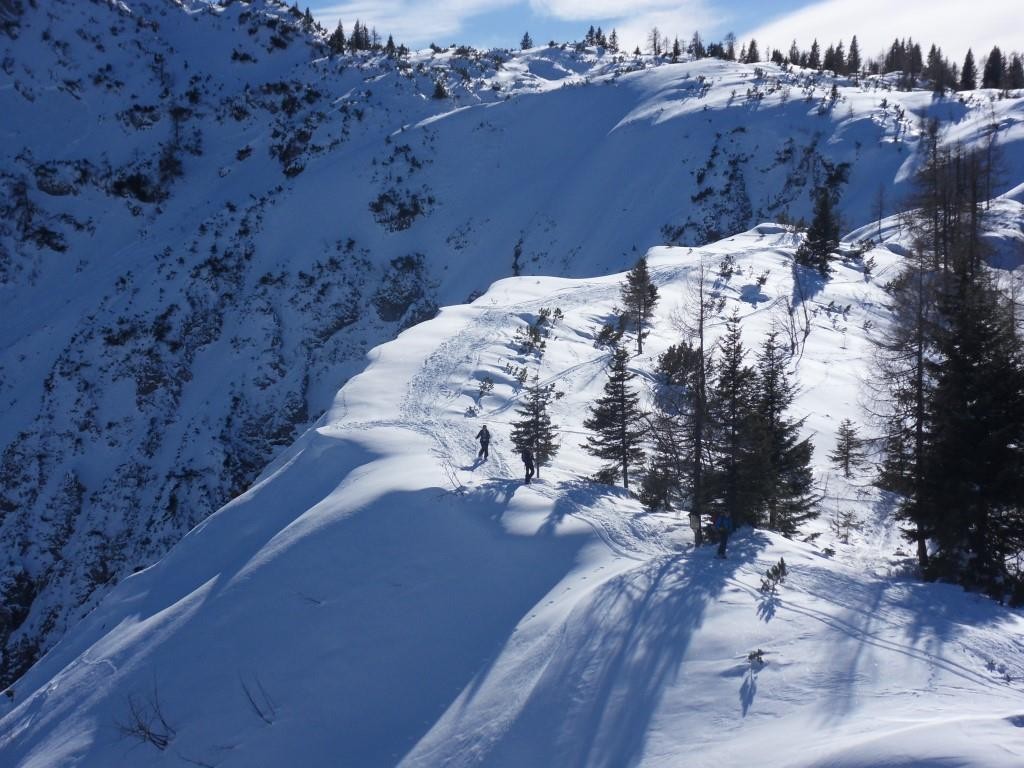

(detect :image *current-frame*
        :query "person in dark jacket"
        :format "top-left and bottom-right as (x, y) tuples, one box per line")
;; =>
(715, 511), (733, 558)
(476, 425), (491, 460)
(522, 448), (535, 484)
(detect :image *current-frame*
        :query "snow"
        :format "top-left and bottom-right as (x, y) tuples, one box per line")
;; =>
(2, 1), (1024, 762)
(3, 227), (1024, 767)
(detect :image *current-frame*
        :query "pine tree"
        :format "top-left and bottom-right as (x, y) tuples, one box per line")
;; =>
(432, 80), (448, 99)
(671, 37), (681, 62)
(745, 39), (759, 63)
(830, 418), (866, 478)
(847, 36), (861, 74)
(921, 270), (1024, 591)
(328, 21), (346, 55)
(510, 376), (559, 479)
(520, 31), (533, 50)
(982, 46), (1005, 88)
(796, 187), (839, 275)
(1008, 54), (1024, 89)
(787, 40), (799, 65)
(808, 39), (821, 69)
(706, 314), (766, 526)
(960, 49), (977, 90)
(608, 29), (618, 52)
(620, 256), (659, 355)
(724, 32), (736, 61)
(583, 345), (646, 489)
(384, 34), (396, 57)
(754, 330), (817, 532)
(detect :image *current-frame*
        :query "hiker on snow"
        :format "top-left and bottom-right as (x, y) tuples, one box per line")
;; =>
(521, 448), (535, 484)
(476, 425), (491, 460)
(715, 511), (733, 558)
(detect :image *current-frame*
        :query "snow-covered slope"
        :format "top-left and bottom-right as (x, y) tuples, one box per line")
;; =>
(3, 0), (1024, 695)
(3, 224), (1024, 767)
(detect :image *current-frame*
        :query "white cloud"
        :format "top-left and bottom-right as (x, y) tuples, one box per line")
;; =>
(315, 0), (517, 44)
(741, 0), (1022, 64)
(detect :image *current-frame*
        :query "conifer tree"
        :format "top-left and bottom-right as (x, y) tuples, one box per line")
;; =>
(1008, 54), (1024, 89)
(787, 40), (800, 65)
(608, 29), (619, 52)
(511, 376), (559, 479)
(620, 256), (659, 355)
(385, 34), (396, 57)
(520, 31), (533, 50)
(328, 21), (346, 55)
(808, 39), (821, 69)
(795, 187), (839, 275)
(982, 46), (1005, 88)
(671, 37), (681, 62)
(745, 39), (759, 63)
(754, 330), (816, 533)
(642, 259), (718, 516)
(847, 36), (861, 74)
(583, 345), (646, 489)
(960, 49), (977, 90)
(829, 418), (867, 478)
(706, 314), (767, 526)
(921, 269), (1024, 590)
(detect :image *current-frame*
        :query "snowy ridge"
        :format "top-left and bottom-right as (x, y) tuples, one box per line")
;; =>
(3, 225), (1024, 766)
(2, 0), (1024, 723)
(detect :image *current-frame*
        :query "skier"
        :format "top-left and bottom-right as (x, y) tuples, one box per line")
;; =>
(715, 510), (733, 558)
(522, 448), (535, 484)
(475, 425), (491, 460)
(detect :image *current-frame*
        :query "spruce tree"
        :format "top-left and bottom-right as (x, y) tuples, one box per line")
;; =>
(583, 345), (646, 489)
(620, 256), (659, 355)
(510, 376), (559, 479)
(520, 31), (533, 50)
(982, 46), (1005, 88)
(1008, 54), (1024, 89)
(706, 314), (767, 526)
(847, 36), (861, 74)
(829, 418), (867, 478)
(923, 276), (1024, 590)
(328, 21), (346, 55)
(960, 49), (977, 90)
(745, 39), (759, 63)
(796, 187), (839, 275)
(608, 29), (618, 52)
(808, 39), (821, 69)
(754, 330), (817, 533)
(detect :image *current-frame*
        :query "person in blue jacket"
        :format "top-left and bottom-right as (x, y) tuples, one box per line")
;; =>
(715, 510), (733, 558)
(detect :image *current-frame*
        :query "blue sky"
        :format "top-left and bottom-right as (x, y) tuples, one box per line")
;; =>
(305, 0), (1019, 63)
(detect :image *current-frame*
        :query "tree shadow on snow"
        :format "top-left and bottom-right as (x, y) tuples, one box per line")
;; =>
(485, 531), (770, 768)
(791, 261), (828, 308)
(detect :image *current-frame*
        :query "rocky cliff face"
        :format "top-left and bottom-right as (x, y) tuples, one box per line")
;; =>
(2, 0), (1021, 688)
